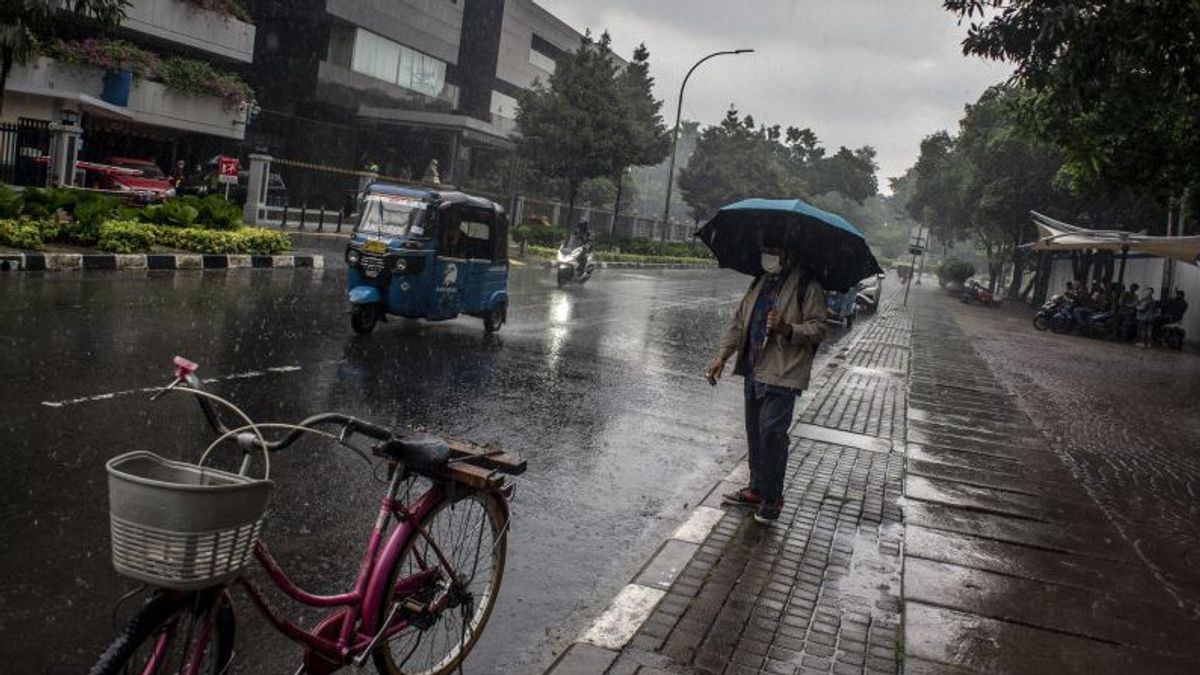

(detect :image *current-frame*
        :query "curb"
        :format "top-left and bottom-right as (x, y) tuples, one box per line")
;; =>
(0, 252), (324, 273)
(545, 300), (888, 674)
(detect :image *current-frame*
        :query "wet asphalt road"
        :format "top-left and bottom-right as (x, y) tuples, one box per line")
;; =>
(0, 260), (850, 673)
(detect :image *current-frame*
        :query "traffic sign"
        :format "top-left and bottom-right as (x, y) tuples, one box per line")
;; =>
(217, 156), (239, 184)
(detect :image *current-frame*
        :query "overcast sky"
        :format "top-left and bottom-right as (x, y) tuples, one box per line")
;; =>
(538, 0), (1013, 190)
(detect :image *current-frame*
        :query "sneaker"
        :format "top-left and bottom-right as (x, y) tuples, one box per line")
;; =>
(753, 500), (784, 524)
(721, 487), (763, 508)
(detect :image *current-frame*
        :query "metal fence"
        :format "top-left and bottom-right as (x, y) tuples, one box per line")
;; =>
(0, 120), (52, 187)
(515, 196), (694, 242)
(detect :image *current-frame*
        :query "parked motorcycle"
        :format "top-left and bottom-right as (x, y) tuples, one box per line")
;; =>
(961, 280), (998, 306)
(1033, 293), (1064, 331)
(855, 274), (884, 314)
(556, 243), (595, 286)
(1153, 321), (1186, 350)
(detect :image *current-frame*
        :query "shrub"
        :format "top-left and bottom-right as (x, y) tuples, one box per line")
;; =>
(0, 220), (45, 250)
(0, 184), (21, 218)
(48, 39), (158, 77)
(98, 220), (156, 253)
(191, 195), (242, 230)
(141, 200), (199, 227)
(73, 193), (120, 228)
(157, 56), (255, 108)
(936, 258), (976, 287)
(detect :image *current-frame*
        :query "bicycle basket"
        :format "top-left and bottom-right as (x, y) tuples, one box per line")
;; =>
(106, 451), (274, 590)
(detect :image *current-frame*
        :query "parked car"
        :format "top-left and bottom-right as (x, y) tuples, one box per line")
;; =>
(226, 170), (288, 207)
(88, 157), (176, 202)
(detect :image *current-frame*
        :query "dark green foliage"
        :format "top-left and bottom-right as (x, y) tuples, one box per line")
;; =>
(937, 258), (976, 286)
(945, 0), (1200, 197)
(0, 183), (21, 217)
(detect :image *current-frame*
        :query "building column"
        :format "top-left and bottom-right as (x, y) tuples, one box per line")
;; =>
(50, 123), (83, 187)
(243, 153), (272, 225)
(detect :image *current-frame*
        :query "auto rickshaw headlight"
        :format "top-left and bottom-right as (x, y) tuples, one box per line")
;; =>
(394, 257), (407, 271)
(346, 248), (360, 265)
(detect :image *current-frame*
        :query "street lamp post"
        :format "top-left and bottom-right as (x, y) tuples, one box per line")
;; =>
(661, 49), (754, 240)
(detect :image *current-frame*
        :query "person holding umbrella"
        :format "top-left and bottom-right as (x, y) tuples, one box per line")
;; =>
(699, 198), (882, 524)
(705, 237), (828, 523)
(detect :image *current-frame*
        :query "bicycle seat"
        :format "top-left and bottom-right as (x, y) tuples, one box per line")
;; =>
(378, 434), (451, 470)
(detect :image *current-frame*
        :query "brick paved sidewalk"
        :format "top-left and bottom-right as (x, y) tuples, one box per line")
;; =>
(547, 293), (912, 675)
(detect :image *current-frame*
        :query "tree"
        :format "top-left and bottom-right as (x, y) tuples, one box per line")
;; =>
(610, 43), (670, 233)
(906, 85), (1084, 296)
(944, 0), (1200, 202)
(0, 1), (130, 111)
(516, 31), (627, 223)
(804, 146), (879, 203)
(677, 107), (802, 221)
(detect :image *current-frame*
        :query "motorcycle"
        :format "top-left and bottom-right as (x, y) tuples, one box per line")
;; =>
(1033, 293), (1064, 331)
(961, 280), (998, 306)
(1153, 321), (1186, 350)
(556, 243), (595, 286)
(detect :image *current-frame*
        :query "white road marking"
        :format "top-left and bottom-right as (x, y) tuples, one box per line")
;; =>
(579, 584), (667, 650)
(671, 506), (726, 544)
(40, 365), (303, 408)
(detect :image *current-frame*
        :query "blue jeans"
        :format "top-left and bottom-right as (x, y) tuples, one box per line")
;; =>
(744, 381), (797, 503)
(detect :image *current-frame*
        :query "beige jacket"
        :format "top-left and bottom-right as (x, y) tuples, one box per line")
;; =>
(718, 267), (828, 391)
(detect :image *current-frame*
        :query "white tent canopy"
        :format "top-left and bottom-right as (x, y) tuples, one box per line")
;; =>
(1029, 211), (1200, 265)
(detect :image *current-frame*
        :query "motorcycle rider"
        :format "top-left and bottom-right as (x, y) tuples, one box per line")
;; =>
(565, 218), (593, 274)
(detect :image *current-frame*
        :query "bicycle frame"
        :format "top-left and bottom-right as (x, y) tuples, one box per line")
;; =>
(240, 468), (472, 671)
(159, 468), (501, 675)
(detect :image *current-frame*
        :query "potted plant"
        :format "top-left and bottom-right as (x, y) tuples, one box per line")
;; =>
(48, 39), (157, 107)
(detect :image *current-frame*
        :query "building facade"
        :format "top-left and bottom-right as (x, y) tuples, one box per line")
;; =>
(243, 0), (593, 203)
(1, 0), (257, 188)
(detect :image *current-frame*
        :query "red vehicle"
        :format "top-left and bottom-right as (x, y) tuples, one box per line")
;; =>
(961, 279), (999, 306)
(83, 157), (176, 202)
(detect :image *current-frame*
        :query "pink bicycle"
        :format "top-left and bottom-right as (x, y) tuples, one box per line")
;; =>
(89, 357), (524, 675)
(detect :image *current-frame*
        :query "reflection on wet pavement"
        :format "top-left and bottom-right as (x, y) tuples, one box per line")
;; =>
(904, 286), (1200, 673)
(0, 266), (821, 673)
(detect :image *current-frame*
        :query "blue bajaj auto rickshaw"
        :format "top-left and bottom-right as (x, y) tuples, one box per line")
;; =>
(345, 184), (509, 334)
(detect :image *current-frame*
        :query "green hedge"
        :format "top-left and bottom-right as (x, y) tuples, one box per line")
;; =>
(2, 217), (289, 255)
(936, 258), (975, 286)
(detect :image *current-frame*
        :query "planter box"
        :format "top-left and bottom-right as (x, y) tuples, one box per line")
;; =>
(7, 58), (245, 140)
(123, 0), (255, 63)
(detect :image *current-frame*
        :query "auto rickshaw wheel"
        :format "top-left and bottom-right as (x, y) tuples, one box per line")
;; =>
(484, 302), (507, 333)
(351, 305), (379, 334)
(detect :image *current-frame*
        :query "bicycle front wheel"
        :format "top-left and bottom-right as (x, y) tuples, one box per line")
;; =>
(372, 490), (508, 675)
(88, 589), (235, 675)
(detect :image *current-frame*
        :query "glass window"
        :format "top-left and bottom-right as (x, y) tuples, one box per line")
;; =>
(490, 90), (518, 119)
(357, 195), (428, 238)
(529, 47), (556, 74)
(352, 29), (400, 84)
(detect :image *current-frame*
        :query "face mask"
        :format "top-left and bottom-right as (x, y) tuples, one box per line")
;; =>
(761, 253), (782, 274)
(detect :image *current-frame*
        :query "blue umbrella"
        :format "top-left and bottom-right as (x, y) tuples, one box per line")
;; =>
(695, 198), (883, 292)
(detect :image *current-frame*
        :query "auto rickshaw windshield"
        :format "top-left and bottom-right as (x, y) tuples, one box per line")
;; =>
(357, 195), (428, 238)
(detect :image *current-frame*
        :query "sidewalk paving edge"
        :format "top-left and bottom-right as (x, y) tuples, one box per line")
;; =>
(546, 310), (887, 673)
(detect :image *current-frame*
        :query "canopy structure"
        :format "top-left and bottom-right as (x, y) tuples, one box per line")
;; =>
(1029, 211), (1200, 266)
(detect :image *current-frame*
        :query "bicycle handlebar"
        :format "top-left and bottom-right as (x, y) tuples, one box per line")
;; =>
(178, 369), (394, 452)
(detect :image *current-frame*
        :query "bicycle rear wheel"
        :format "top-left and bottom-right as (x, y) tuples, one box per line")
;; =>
(89, 589), (235, 675)
(372, 490), (508, 675)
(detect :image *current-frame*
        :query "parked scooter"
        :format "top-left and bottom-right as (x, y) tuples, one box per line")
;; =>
(1153, 321), (1187, 349)
(556, 243), (595, 286)
(1033, 293), (1065, 331)
(961, 279), (999, 306)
